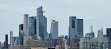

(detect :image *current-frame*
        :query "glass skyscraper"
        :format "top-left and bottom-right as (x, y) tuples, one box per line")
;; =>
(36, 6), (48, 40)
(69, 16), (83, 45)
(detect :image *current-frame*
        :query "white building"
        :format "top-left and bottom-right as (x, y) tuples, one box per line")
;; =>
(10, 31), (13, 47)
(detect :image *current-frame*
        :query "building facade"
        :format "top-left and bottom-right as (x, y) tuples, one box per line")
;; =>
(36, 6), (48, 40)
(29, 17), (37, 40)
(50, 20), (58, 39)
(5, 34), (8, 48)
(50, 20), (58, 47)
(106, 28), (111, 49)
(19, 24), (24, 46)
(24, 14), (29, 36)
(10, 31), (13, 47)
(69, 16), (83, 45)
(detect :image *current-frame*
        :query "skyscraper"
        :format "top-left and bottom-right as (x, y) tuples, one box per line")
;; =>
(106, 28), (111, 37)
(19, 24), (24, 46)
(76, 19), (83, 43)
(50, 20), (58, 39)
(23, 14), (29, 36)
(23, 14), (32, 46)
(106, 28), (111, 49)
(98, 28), (104, 49)
(98, 28), (103, 37)
(89, 26), (95, 39)
(69, 16), (76, 45)
(10, 31), (13, 47)
(36, 6), (48, 40)
(5, 34), (8, 48)
(29, 17), (36, 39)
(50, 20), (58, 47)
(69, 16), (83, 45)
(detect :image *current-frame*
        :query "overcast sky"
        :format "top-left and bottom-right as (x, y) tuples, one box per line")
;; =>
(0, 0), (111, 43)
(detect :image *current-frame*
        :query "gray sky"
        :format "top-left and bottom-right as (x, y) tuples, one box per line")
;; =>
(0, 0), (111, 43)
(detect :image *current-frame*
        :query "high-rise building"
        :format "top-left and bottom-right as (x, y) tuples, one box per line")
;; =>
(98, 28), (103, 37)
(23, 14), (29, 36)
(50, 20), (58, 39)
(10, 31), (13, 47)
(19, 24), (24, 46)
(5, 34), (8, 48)
(36, 6), (48, 40)
(106, 28), (111, 49)
(85, 26), (95, 39)
(50, 20), (58, 47)
(23, 14), (32, 46)
(29, 17), (37, 40)
(19, 24), (23, 30)
(69, 16), (83, 45)
(97, 28), (104, 49)
(76, 19), (83, 43)
(106, 28), (111, 37)
(89, 26), (95, 39)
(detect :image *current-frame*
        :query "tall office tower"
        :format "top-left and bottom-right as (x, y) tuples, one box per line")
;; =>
(50, 20), (58, 47)
(29, 17), (37, 39)
(89, 26), (95, 39)
(10, 31), (13, 47)
(106, 28), (111, 37)
(5, 34), (8, 48)
(19, 24), (24, 46)
(98, 28), (104, 49)
(69, 16), (83, 45)
(98, 28), (103, 37)
(76, 19), (83, 43)
(106, 28), (111, 49)
(23, 14), (32, 46)
(36, 6), (48, 40)
(69, 16), (76, 45)
(50, 20), (58, 39)
(23, 14), (29, 36)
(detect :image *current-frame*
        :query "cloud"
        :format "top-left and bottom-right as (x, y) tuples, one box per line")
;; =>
(83, 17), (95, 20)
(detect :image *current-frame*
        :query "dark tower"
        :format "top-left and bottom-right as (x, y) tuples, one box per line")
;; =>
(106, 28), (111, 49)
(5, 34), (8, 49)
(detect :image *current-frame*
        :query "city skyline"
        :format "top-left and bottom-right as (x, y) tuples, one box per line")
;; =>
(1, 0), (111, 43)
